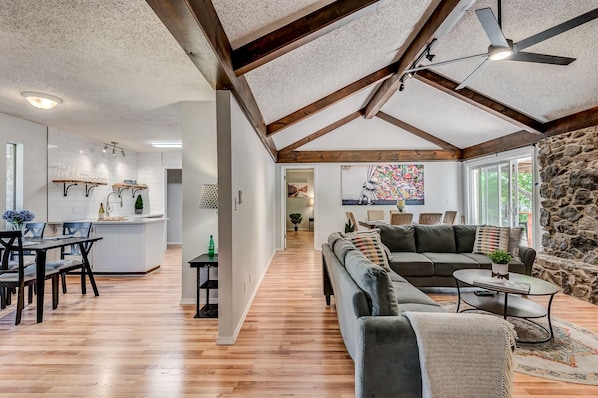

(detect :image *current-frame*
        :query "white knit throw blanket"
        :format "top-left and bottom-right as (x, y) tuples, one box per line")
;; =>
(404, 312), (516, 398)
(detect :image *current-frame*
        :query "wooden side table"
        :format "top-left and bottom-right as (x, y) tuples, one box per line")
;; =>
(188, 253), (218, 318)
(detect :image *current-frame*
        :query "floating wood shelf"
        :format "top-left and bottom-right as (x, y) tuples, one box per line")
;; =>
(52, 179), (108, 197)
(112, 183), (148, 198)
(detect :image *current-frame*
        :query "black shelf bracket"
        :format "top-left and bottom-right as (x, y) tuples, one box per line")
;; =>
(85, 184), (99, 197)
(116, 187), (131, 198)
(63, 183), (78, 197)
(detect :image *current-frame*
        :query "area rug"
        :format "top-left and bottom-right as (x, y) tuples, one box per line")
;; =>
(441, 303), (598, 385)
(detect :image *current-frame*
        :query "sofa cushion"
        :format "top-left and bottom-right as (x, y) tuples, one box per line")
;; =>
(420, 253), (480, 276)
(327, 232), (344, 250)
(453, 225), (478, 253)
(392, 281), (440, 307)
(473, 226), (510, 254)
(508, 227), (523, 260)
(460, 253), (526, 274)
(378, 224), (416, 252)
(344, 250), (399, 316)
(414, 225), (456, 253)
(388, 252), (434, 277)
(334, 239), (357, 263)
(344, 232), (391, 271)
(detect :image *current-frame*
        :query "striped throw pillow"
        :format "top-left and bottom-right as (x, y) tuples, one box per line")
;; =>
(344, 233), (391, 271)
(473, 226), (510, 254)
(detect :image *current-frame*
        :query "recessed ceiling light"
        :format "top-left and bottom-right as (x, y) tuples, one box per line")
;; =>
(150, 141), (182, 148)
(21, 92), (63, 110)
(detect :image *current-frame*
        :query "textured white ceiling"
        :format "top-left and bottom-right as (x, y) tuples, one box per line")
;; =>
(212, 0), (335, 49)
(0, 0), (213, 152)
(245, 0), (438, 123)
(425, 0), (598, 121)
(380, 78), (520, 148)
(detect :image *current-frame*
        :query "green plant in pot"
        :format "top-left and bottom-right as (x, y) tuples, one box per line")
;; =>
(344, 220), (355, 233)
(289, 213), (302, 231)
(487, 249), (512, 279)
(135, 195), (143, 214)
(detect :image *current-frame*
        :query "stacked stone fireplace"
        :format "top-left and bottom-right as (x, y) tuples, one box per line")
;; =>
(534, 125), (597, 304)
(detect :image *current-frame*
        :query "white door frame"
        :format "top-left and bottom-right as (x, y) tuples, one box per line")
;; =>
(280, 165), (317, 250)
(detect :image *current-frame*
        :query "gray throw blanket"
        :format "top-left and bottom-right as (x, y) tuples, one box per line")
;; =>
(404, 312), (516, 398)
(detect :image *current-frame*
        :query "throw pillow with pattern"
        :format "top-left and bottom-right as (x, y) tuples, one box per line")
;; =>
(344, 232), (391, 272)
(473, 226), (510, 254)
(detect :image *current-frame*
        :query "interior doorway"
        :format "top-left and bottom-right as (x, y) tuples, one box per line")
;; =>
(285, 168), (315, 250)
(166, 169), (182, 245)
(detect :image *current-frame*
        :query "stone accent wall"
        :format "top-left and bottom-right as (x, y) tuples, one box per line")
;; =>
(535, 125), (598, 303)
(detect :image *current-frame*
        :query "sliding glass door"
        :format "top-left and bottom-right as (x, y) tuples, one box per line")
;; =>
(470, 156), (534, 247)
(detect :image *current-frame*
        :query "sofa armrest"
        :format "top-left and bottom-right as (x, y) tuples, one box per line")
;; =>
(356, 316), (422, 398)
(322, 248), (334, 305)
(519, 246), (536, 276)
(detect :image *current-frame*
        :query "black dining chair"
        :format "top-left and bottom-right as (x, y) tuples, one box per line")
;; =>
(46, 222), (93, 294)
(0, 230), (58, 324)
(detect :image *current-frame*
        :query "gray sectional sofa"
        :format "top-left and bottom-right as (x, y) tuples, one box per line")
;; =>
(322, 225), (530, 397)
(377, 224), (536, 287)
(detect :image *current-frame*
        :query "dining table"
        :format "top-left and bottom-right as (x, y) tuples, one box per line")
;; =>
(22, 235), (102, 323)
(358, 220), (389, 229)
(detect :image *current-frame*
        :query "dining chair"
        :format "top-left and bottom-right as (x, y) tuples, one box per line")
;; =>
(418, 213), (443, 225)
(442, 211), (458, 225)
(390, 212), (414, 225)
(0, 231), (58, 324)
(46, 222), (93, 294)
(367, 210), (385, 221)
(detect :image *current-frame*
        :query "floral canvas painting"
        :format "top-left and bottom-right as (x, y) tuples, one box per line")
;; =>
(341, 164), (424, 205)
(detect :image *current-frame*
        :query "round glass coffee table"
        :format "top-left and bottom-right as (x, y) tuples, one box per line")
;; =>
(453, 269), (560, 344)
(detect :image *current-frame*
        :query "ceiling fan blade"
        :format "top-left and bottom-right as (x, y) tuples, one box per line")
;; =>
(475, 8), (509, 47)
(404, 53), (488, 73)
(515, 8), (598, 51)
(508, 51), (576, 65)
(456, 59), (491, 90)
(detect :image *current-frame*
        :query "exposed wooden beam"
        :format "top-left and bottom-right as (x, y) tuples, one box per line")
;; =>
(277, 149), (461, 163)
(146, 0), (277, 161)
(376, 112), (461, 152)
(364, 0), (463, 119)
(279, 111), (363, 153)
(267, 65), (393, 136)
(415, 70), (545, 134)
(545, 106), (598, 137)
(233, 0), (390, 76)
(462, 130), (539, 160)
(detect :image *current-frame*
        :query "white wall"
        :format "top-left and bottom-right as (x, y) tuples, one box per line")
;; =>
(278, 161), (462, 248)
(138, 152), (164, 215)
(0, 112), (48, 223)
(217, 91), (277, 344)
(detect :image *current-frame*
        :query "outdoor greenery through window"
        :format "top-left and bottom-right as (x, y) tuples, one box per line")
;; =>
(6, 142), (16, 211)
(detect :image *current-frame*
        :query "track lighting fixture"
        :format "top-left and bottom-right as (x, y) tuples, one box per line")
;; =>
(104, 141), (126, 157)
(399, 83), (405, 92)
(425, 51), (436, 62)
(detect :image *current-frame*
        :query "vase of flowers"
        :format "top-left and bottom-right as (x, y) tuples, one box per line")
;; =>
(2, 210), (35, 232)
(396, 199), (406, 213)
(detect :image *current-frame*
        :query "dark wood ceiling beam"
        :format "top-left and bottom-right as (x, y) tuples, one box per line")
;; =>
(278, 149), (461, 163)
(267, 65), (394, 136)
(376, 112), (461, 152)
(545, 106), (598, 137)
(415, 70), (545, 134)
(233, 0), (390, 76)
(279, 110), (363, 153)
(146, 0), (277, 161)
(364, 0), (463, 119)
(462, 130), (539, 160)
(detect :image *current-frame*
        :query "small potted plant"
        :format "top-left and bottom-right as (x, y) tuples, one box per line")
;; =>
(487, 249), (512, 279)
(344, 219), (355, 233)
(289, 213), (302, 231)
(135, 195), (143, 214)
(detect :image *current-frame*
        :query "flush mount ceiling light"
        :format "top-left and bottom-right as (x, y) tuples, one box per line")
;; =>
(150, 141), (182, 148)
(21, 92), (63, 110)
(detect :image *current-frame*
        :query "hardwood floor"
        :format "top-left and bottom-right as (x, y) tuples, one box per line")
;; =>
(286, 229), (314, 249)
(0, 246), (597, 397)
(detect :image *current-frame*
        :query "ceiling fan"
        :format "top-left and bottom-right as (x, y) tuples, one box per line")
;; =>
(405, 2), (598, 90)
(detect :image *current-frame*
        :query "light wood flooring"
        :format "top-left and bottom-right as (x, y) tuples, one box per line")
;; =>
(0, 246), (597, 397)
(286, 229), (314, 249)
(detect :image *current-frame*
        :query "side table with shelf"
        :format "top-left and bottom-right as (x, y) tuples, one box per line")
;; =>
(188, 253), (218, 318)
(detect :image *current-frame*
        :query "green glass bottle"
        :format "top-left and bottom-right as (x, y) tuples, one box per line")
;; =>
(208, 235), (215, 257)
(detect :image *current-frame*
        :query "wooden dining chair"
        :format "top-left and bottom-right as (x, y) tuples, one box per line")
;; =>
(442, 211), (458, 225)
(390, 213), (414, 225)
(0, 231), (58, 324)
(418, 213), (443, 225)
(46, 222), (93, 294)
(367, 210), (385, 221)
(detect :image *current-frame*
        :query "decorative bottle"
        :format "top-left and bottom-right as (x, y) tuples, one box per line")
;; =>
(98, 202), (105, 220)
(208, 235), (215, 257)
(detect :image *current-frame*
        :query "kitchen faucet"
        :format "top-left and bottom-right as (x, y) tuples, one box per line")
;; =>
(105, 191), (122, 217)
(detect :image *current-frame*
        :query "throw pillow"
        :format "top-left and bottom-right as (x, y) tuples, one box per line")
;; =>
(344, 232), (391, 272)
(473, 226), (510, 254)
(508, 227), (523, 260)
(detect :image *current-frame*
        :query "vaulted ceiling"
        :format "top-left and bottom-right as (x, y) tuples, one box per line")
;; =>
(1, 1), (596, 160)
(147, 0), (598, 162)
